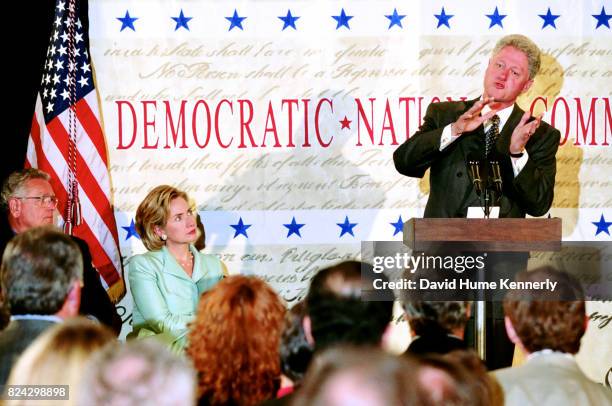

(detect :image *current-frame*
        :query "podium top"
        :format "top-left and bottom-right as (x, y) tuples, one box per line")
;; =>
(403, 218), (562, 252)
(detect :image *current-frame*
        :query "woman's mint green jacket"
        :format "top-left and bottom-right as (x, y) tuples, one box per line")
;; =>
(127, 245), (224, 352)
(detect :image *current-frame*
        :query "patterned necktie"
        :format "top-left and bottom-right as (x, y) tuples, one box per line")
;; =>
(485, 114), (500, 157)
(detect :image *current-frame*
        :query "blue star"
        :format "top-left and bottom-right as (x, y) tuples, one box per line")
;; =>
(121, 219), (140, 240)
(337, 216), (357, 238)
(434, 7), (454, 29)
(278, 9), (300, 30)
(171, 9), (193, 31)
(283, 217), (305, 238)
(486, 6), (507, 29)
(332, 8), (353, 30)
(539, 7), (560, 29)
(226, 9), (247, 31)
(592, 6), (611, 29)
(390, 215), (404, 237)
(592, 214), (612, 236)
(117, 10), (138, 32)
(385, 8), (406, 29)
(230, 217), (252, 238)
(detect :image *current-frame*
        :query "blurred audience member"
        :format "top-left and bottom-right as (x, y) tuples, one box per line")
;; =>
(79, 340), (195, 406)
(304, 261), (394, 351)
(187, 275), (286, 406)
(292, 346), (421, 406)
(277, 300), (313, 398)
(402, 301), (470, 356)
(495, 266), (612, 405)
(0, 226), (83, 385)
(5, 317), (115, 405)
(129, 185), (224, 352)
(0, 168), (121, 334)
(444, 349), (504, 406)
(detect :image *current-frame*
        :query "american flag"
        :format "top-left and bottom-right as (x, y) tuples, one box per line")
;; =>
(26, 0), (124, 300)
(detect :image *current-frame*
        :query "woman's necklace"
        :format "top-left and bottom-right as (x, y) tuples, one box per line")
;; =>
(176, 252), (193, 269)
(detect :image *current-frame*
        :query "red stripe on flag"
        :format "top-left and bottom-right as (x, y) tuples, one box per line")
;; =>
(30, 114), (70, 218)
(74, 220), (120, 286)
(46, 117), (120, 247)
(76, 98), (108, 163)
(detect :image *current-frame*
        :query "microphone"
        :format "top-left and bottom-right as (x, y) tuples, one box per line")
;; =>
(489, 160), (503, 195)
(466, 153), (484, 196)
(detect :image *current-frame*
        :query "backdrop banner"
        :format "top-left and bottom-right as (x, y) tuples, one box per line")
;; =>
(89, 0), (611, 383)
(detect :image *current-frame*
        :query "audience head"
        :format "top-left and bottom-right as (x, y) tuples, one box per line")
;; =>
(503, 266), (586, 355)
(280, 300), (313, 385)
(403, 301), (470, 337)
(443, 350), (505, 406)
(415, 351), (503, 406)
(135, 185), (198, 251)
(1, 168), (57, 233)
(79, 339), (195, 406)
(187, 275), (286, 406)
(305, 261), (393, 351)
(293, 346), (420, 406)
(7, 317), (115, 405)
(1, 226), (83, 317)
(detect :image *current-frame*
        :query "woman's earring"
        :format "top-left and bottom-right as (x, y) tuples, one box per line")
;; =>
(161, 234), (167, 241)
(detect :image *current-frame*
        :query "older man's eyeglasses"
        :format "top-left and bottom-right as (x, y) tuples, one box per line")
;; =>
(14, 195), (59, 208)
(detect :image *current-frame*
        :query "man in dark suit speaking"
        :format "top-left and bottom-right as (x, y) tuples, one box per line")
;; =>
(393, 34), (560, 219)
(393, 35), (560, 368)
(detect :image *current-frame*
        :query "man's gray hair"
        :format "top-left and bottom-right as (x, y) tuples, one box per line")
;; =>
(1, 226), (83, 315)
(78, 340), (196, 406)
(1, 168), (51, 209)
(492, 34), (542, 80)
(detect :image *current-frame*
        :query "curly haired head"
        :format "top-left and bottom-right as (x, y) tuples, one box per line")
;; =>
(187, 275), (286, 406)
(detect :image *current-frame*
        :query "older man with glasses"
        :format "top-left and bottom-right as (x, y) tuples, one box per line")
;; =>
(1, 168), (122, 334)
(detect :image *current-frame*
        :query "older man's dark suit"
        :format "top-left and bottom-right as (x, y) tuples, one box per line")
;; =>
(393, 99), (560, 218)
(0, 318), (58, 385)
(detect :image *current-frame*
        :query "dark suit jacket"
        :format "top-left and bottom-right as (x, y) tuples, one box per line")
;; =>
(0, 216), (122, 335)
(393, 99), (560, 218)
(0, 318), (58, 385)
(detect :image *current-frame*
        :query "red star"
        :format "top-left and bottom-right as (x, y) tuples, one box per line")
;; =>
(340, 116), (352, 129)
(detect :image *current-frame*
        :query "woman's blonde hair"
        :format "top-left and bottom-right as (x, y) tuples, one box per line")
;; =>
(6, 317), (116, 406)
(135, 185), (191, 251)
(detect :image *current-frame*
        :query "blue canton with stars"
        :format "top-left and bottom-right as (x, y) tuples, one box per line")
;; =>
(283, 217), (305, 238)
(226, 9), (247, 31)
(333, 8), (353, 30)
(539, 7), (560, 29)
(230, 217), (251, 238)
(592, 214), (612, 236)
(41, 1), (95, 123)
(278, 9), (300, 31)
(434, 7), (454, 29)
(172, 9), (192, 31)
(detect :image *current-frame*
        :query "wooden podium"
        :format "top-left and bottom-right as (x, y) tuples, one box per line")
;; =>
(403, 217), (562, 360)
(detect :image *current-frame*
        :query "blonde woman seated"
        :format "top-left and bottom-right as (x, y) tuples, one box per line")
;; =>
(129, 185), (224, 352)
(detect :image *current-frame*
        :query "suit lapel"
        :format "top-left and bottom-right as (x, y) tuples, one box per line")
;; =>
(496, 104), (524, 154)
